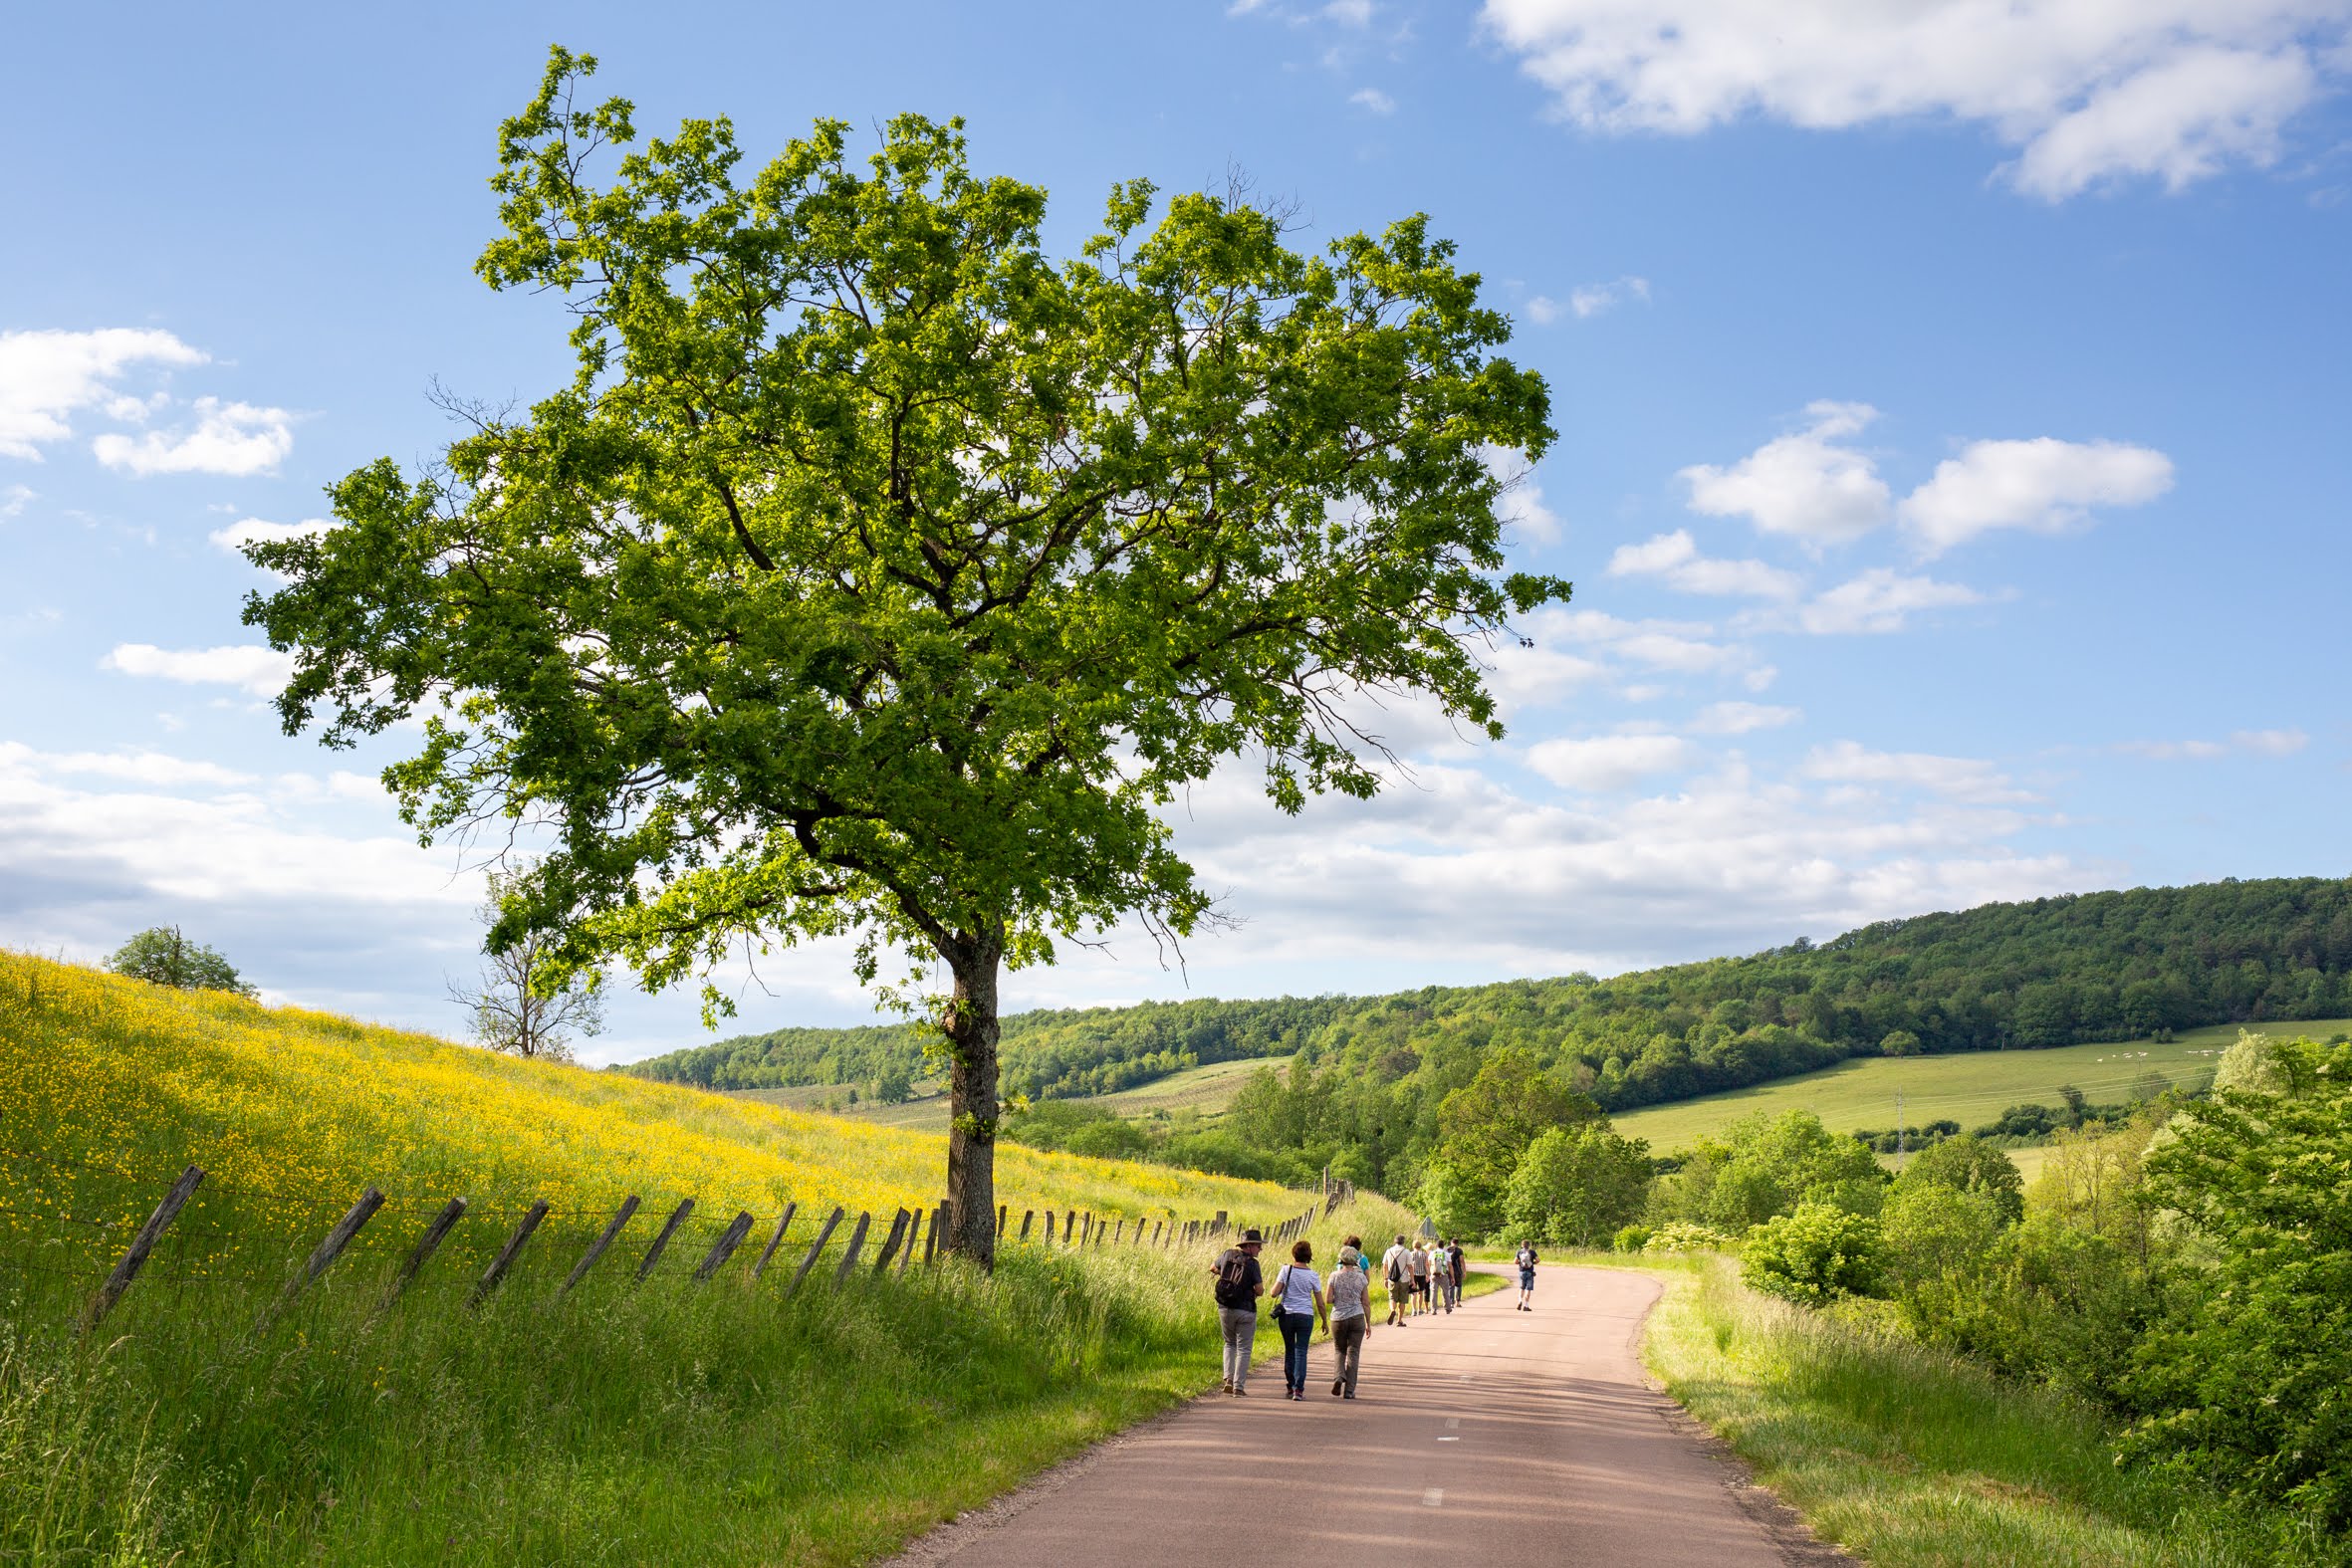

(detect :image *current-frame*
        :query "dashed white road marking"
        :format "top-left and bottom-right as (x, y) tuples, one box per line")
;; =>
(1444, 1417), (1460, 1429)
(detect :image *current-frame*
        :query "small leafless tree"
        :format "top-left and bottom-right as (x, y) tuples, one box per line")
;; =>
(447, 871), (603, 1061)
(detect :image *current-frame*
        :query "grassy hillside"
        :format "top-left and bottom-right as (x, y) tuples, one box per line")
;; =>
(627, 877), (2352, 1194)
(1611, 1016), (2348, 1155)
(769, 1056), (1282, 1134)
(0, 952), (1396, 1567)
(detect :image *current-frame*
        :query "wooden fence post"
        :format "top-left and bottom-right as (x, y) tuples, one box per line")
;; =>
(634, 1198), (695, 1282)
(1020, 1210), (1035, 1240)
(692, 1211), (756, 1282)
(996, 1203), (1008, 1237)
(469, 1199), (550, 1307)
(377, 1196), (468, 1312)
(1150, 1219), (1163, 1245)
(928, 1202), (949, 1264)
(562, 1195), (641, 1294)
(898, 1210), (919, 1275)
(832, 1213), (872, 1284)
(260, 1186), (384, 1329)
(872, 1209), (910, 1273)
(750, 1202), (799, 1281)
(83, 1164), (203, 1333)
(786, 1207), (845, 1297)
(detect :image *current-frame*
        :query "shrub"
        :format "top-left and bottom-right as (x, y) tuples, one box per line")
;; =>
(2121, 1035), (2352, 1532)
(1500, 1123), (1651, 1248)
(1612, 1224), (1652, 1253)
(1894, 1132), (2024, 1225)
(1742, 1202), (1884, 1305)
(1644, 1221), (1733, 1254)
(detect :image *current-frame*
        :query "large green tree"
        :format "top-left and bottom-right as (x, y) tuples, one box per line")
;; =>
(244, 49), (1561, 1262)
(106, 926), (256, 999)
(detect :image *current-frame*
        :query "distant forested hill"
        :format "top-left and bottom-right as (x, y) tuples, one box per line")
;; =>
(622, 877), (2352, 1119)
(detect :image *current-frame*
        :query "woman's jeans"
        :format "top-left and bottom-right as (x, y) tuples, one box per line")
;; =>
(1278, 1310), (1314, 1390)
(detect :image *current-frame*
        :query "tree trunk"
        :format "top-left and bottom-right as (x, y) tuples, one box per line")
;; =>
(940, 934), (1003, 1268)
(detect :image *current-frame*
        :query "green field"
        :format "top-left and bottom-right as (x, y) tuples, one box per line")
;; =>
(1611, 1017), (2351, 1156)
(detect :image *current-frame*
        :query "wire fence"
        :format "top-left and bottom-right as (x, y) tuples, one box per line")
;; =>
(0, 1141), (1359, 1334)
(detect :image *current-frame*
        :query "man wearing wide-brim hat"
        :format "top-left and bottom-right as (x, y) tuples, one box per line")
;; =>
(1208, 1228), (1267, 1395)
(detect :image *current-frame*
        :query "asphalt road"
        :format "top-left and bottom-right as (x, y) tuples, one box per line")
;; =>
(900, 1265), (1821, 1567)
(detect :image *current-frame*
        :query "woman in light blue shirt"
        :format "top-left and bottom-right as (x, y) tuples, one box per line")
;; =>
(1268, 1239), (1328, 1401)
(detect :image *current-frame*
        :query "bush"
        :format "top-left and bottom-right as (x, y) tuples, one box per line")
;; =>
(1500, 1123), (1651, 1248)
(2120, 1035), (2352, 1532)
(1894, 1132), (2024, 1225)
(1644, 1221), (1733, 1254)
(1612, 1224), (1652, 1253)
(1742, 1202), (1884, 1305)
(106, 926), (255, 998)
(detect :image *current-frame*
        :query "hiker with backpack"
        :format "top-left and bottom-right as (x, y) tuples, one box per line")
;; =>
(1210, 1229), (1266, 1394)
(1380, 1233), (1413, 1326)
(1447, 1238), (1468, 1310)
(1515, 1238), (1539, 1310)
(1428, 1239), (1453, 1314)
(1268, 1238), (1329, 1401)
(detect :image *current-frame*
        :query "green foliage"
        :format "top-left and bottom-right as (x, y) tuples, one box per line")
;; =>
(1424, 1050), (1599, 1236)
(105, 926), (255, 998)
(1741, 1201), (1886, 1304)
(632, 877), (2352, 1197)
(1879, 1180), (2002, 1298)
(1659, 1109), (1887, 1233)
(242, 47), (1561, 1242)
(1894, 1132), (2024, 1224)
(1643, 1221), (1734, 1253)
(2122, 1035), (2352, 1530)
(1879, 1027), (1922, 1056)
(1612, 1224), (1652, 1253)
(1501, 1123), (1652, 1248)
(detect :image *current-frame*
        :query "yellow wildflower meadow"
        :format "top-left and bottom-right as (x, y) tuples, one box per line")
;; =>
(0, 951), (1293, 1278)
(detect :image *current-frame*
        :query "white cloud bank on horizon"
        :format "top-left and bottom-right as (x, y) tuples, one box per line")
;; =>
(1477, 0), (2351, 198)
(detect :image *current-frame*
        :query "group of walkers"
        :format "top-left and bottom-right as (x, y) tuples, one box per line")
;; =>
(1209, 1228), (1491, 1400)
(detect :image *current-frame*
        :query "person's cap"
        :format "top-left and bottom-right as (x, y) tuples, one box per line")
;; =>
(1241, 1229), (1264, 1244)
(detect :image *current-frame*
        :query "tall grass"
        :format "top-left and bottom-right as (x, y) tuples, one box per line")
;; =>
(0, 949), (1417, 1563)
(1636, 1253), (2341, 1567)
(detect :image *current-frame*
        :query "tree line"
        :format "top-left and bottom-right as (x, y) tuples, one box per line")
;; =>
(626, 877), (2352, 1174)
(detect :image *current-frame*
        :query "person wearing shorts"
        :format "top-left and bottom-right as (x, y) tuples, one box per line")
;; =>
(1515, 1239), (1538, 1310)
(1409, 1240), (1431, 1315)
(1381, 1233), (1413, 1326)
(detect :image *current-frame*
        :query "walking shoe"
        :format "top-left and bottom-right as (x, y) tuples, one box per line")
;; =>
(1332, 1379), (1344, 1396)
(1233, 1385), (1249, 1396)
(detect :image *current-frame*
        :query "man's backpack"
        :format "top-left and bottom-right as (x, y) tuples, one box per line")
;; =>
(1213, 1249), (1254, 1309)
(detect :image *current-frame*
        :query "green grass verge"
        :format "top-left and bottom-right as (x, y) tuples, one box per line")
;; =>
(2, 1195), (1414, 1566)
(1628, 1253), (2341, 1567)
(1611, 1017), (2349, 1156)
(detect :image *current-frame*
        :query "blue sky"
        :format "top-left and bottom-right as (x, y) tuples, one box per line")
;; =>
(4, 0), (2347, 1064)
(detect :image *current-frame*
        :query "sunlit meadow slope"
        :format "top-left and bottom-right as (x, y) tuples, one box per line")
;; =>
(0, 951), (1396, 1567)
(0, 950), (1292, 1259)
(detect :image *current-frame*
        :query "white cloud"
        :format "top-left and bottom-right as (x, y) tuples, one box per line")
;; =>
(0, 328), (207, 460)
(92, 396), (297, 477)
(1568, 274), (1651, 317)
(1900, 437), (2174, 555)
(1550, 607), (1755, 677)
(1797, 567), (1985, 633)
(1326, 0), (1374, 21)
(0, 483), (30, 519)
(1800, 740), (2034, 803)
(1349, 86), (1395, 112)
(1692, 701), (1801, 735)
(0, 743), (254, 788)
(102, 642), (294, 696)
(2120, 728), (2310, 760)
(1607, 529), (1802, 598)
(1526, 732), (1696, 790)
(209, 516), (334, 554)
(1681, 401), (1890, 545)
(1524, 295), (1561, 326)
(1478, 0), (2349, 198)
